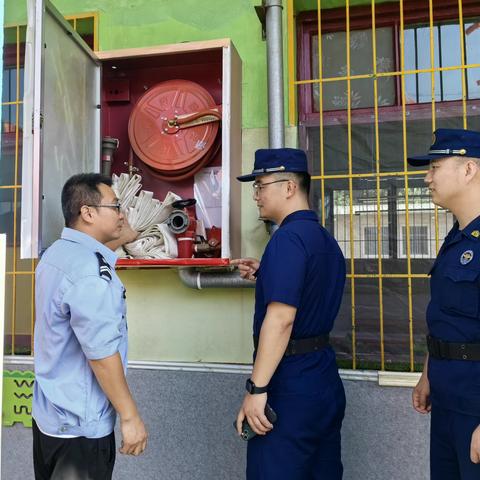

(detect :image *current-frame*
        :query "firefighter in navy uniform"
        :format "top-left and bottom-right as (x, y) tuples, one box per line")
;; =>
(232, 148), (346, 479)
(410, 129), (480, 480)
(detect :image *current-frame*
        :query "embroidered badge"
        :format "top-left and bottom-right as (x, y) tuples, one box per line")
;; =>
(472, 230), (480, 238)
(460, 250), (474, 265)
(95, 252), (112, 281)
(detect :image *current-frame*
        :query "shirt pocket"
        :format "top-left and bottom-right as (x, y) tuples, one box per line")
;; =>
(440, 266), (480, 318)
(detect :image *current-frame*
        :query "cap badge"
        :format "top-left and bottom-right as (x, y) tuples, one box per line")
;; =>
(472, 230), (480, 238)
(460, 250), (474, 265)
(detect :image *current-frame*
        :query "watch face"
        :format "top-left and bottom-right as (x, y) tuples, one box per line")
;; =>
(246, 378), (254, 393)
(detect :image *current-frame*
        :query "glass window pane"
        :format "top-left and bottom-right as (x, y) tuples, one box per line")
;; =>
(466, 21), (480, 100)
(439, 23), (462, 101)
(312, 28), (395, 112)
(0, 105), (19, 186)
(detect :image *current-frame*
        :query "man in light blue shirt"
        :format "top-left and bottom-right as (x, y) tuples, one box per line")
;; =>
(32, 173), (147, 480)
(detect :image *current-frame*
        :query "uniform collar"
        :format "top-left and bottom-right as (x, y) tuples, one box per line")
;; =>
(461, 215), (480, 242)
(280, 209), (318, 227)
(61, 227), (118, 267)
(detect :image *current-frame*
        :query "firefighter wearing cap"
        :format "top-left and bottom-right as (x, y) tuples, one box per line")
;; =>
(410, 129), (480, 480)
(232, 148), (346, 479)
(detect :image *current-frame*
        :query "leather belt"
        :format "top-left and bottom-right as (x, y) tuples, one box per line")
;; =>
(427, 335), (480, 361)
(253, 334), (330, 357)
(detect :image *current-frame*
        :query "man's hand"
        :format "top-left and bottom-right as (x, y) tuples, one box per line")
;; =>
(236, 393), (273, 436)
(119, 414), (148, 456)
(105, 216), (139, 251)
(89, 354), (148, 456)
(120, 217), (140, 245)
(231, 258), (260, 281)
(412, 372), (431, 414)
(470, 425), (480, 463)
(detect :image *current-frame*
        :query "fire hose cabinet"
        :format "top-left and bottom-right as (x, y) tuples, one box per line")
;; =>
(20, 0), (242, 267)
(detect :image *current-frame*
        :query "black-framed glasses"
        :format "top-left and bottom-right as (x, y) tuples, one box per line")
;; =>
(252, 179), (290, 193)
(84, 203), (122, 213)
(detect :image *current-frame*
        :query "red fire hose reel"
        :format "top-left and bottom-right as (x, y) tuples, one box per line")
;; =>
(128, 79), (222, 181)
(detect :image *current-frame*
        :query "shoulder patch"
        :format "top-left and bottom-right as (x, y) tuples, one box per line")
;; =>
(95, 252), (112, 281)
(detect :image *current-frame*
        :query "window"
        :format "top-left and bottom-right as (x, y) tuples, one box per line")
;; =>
(297, 0), (480, 121)
(402, 226), (429, 257)
(404, 22), (480, 103)
(291, 0), (479, 371)
(1, 13), (97, 356)
(364, 226), (389, 258)
(311, 27), (396, 111)
(2, 66), (24, 129)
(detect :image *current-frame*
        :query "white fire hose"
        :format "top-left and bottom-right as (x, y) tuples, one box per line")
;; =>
(112, 173), (180, 258)
(123, 223), (178, 259)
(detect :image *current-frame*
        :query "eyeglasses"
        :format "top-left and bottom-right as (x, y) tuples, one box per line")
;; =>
(84, 203), (122, 213)
(252, 179), (289, 193)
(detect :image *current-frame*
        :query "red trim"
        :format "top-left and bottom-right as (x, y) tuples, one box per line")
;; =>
(301, 99), (480, 126)
(4, 335), (31, 353)
(297, 0), (480, 33)
(296, 0), (480, 123)
(3, 44), (25, 68)
(116, 258), (230, 269)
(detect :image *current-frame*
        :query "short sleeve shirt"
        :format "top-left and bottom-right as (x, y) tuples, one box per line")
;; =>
(32, 228), (128, 438)
(254, 210), (346, 354)
(427, 215), (480, 415)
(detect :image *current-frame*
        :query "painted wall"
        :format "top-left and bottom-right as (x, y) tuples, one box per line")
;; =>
(3, 0), (302, 362)
(5, 0), (271, 129)
(124, 127), (298, 363)
(2, 367), (430, 480)
(2, 0), (403, 362)
(295, 0), (396, 11)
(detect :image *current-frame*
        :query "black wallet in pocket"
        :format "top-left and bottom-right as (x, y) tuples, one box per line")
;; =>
(233, 403), (278, 441)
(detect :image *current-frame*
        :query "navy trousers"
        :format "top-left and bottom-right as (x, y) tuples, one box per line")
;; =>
(431, 404), (480, 480)
(246, 361), (345, 480)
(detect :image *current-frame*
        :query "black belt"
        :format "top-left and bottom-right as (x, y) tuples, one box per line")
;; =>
(427, 335), (480, 361)
(253, 334), (330, 357)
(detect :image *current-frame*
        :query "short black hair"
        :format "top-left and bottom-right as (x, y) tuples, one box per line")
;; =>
(61, 173), (113, 227)
(291, 172), (311, 196)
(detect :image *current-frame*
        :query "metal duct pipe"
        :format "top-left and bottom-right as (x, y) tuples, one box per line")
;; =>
(178, 268), (255, 289)
(265, 0), (284, 148)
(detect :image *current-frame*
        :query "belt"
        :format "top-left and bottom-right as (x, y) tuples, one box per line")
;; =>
(427, 335), (480, 361)
(253, 334), (330, 357)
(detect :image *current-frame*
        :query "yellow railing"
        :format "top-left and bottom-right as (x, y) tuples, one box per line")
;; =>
(287, 0), (478, 370)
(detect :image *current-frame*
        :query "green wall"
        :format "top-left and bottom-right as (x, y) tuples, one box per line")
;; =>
(5, 0), (271, 130)
(2, 0), (325, 363)
(295, 0), (396, 11)
(123, 126), (298, 363)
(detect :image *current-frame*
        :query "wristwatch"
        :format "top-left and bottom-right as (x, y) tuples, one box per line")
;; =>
(245, 378), (268, 394)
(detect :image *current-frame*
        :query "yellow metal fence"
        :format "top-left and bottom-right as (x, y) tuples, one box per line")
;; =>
(288, 0), (480, 370)
(1, 13), (97, 355)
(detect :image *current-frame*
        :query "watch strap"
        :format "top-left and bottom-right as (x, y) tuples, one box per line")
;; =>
(246, 378), (268, 394)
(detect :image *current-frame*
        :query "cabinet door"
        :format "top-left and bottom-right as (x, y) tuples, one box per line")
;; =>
(21, 0), (100, 258)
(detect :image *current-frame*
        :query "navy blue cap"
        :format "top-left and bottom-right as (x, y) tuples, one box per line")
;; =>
(237, 148), (309, 182)
(408, 128), (480, 166)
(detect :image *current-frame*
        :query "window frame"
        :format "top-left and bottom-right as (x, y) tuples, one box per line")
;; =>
(296, 0), (480, 125)
(400, 225), (430, 258)
(363, 225), (389, 259)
